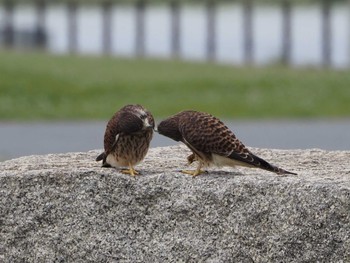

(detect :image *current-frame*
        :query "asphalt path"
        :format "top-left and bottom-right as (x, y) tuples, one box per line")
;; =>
(1, 119), (349, 161)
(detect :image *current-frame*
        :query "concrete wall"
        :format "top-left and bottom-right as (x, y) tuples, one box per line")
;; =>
(1, 145), (349, 262)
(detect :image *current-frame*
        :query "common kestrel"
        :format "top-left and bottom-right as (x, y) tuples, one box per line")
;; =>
(157, 110), (297, 176)
(96, 104), (155, 176)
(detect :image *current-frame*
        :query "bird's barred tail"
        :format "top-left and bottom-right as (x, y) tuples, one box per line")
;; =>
(96, 152), (105, 161)
(96, 152), (113, 168)
(254, 155), (297, 175)
(228, 151), (297, 175)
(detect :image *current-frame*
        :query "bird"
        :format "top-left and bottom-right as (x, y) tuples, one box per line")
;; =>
(96, 104), (155, 176)
(157, 110), (297, 176)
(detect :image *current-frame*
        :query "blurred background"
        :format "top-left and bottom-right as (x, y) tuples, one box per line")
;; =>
(1, 0), (350, 161)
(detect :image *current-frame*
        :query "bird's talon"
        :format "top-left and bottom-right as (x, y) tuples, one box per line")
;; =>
(181, 169), (194, 175)
(120, 168), (140, 176)
(187, 154), (197, 165)
(180, 169), (206, 177)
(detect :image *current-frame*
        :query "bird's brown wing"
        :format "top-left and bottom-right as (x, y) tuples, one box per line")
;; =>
(103, 110), (143, 155)
(179, 112), (240, 156)
(179, 111), (266, 165)
(179, 111), (296, 175)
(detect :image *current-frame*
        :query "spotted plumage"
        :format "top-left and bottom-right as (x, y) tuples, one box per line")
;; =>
(96, 104), (154, 176)
(157, 110), (297, 176)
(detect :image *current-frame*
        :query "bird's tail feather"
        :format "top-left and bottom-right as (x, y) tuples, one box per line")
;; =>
(228, 151), (297, 175)
(254, 155), (297, 175)
(96, 152), (112, 168)
(96, 152), (105, 162)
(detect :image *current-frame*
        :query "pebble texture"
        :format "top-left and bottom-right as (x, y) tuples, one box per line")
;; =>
(1, 145), (350, 262)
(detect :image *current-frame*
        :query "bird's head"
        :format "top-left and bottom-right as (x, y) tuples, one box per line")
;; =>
(116, 104), (155, 134)
(157, 116), (182, 142)
(133, 106), (155, 131)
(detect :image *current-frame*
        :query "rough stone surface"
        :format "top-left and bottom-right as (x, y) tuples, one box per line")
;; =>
(1, 145), (350, 262)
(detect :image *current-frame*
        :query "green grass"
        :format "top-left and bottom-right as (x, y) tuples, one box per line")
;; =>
(0, 51), (349, 120)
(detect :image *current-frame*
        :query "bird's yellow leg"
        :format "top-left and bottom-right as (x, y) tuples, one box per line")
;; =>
(187, 153), (197, 165)
(181, 162), (205, 177)
(120, 163), (140, 176)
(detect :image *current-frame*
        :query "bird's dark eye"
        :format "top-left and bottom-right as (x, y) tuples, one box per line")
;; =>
(140, 113), (147, 119)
